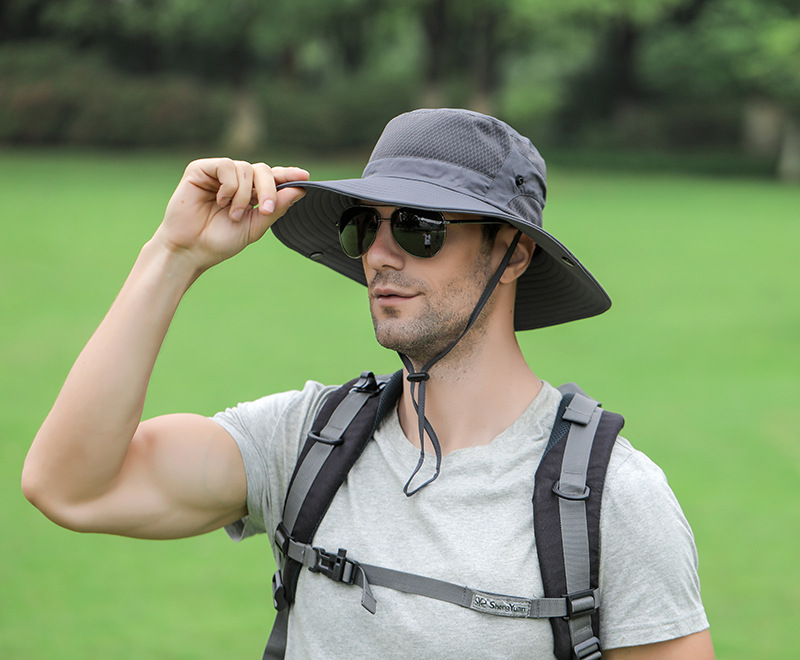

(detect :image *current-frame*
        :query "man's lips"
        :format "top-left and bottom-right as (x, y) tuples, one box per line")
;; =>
(371, 287), (419, 305)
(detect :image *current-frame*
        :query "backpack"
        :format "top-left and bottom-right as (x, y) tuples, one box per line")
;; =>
(265, 371), (624, 660)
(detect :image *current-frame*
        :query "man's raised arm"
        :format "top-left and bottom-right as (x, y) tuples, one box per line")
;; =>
(21, 158), (308, 539)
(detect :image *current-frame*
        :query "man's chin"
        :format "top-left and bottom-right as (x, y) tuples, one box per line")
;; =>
(372, 321), (405, 353)
(372, 324), (446, 365)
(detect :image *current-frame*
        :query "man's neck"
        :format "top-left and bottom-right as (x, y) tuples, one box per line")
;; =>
(396, 335), (541, 454)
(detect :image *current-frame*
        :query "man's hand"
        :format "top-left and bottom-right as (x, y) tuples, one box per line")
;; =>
(156, 158), (309, 272)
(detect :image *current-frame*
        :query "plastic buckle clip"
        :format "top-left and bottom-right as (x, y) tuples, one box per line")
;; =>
(574, 636), (602, 660)
(309, 547), (354, 584)
(352, 371), (380, 393)
(275, 523), (290, 555)
(272, 571), (288, 611)
(565, 589), (597, 619)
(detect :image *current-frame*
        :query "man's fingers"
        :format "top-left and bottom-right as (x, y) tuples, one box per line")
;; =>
(255, 165), (309, 217)
(276, 186), (307, 216)
(271, 166), (310, 216)
(227, 161), (256, 221)
(188, 158), (308, 222)
(252, 163), (278, 216)
(271, 166), (310, 185)
(198, 158), (238, 209)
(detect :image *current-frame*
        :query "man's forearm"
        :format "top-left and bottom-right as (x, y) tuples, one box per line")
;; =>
(22, 239), (200, 515)
(22, 158), (308, 531)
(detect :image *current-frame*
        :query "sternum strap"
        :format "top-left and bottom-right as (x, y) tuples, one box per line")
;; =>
(279, 534), (591, 619)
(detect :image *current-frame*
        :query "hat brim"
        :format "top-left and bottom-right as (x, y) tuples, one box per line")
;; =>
(272, 178), (611, 331)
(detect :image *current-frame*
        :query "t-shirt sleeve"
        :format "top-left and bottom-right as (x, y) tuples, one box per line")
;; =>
(211, 381), (335, 543)
(598, 438), (710, 649)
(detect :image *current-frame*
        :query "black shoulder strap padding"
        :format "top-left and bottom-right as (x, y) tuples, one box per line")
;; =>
(282, 370), (404, 605)
(533, 394), (625, 660)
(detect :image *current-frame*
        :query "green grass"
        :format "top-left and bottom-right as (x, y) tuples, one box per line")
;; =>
(2, 149), (798, 658)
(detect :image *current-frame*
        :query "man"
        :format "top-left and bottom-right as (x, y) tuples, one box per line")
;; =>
(22, 109), (713, 658)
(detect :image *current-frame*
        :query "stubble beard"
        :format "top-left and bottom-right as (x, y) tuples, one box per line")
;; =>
(370, 249), (496, 367)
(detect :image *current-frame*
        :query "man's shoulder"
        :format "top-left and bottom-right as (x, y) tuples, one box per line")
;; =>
(214, 380), (338, 426)
(606, 436), (668, 490)
(211, 380), (342, 467)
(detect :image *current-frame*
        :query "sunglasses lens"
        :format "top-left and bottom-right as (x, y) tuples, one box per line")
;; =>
(339, 207), (378, 258)
(393, 209), (446, 258)
(338, 206), (448, 259)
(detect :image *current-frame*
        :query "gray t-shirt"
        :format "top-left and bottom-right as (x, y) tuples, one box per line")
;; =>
(216, 380), (708, 658)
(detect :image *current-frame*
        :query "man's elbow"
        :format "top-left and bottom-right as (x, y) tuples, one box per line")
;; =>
(21, 455), (46, 511)
(21, 459), (93, 533)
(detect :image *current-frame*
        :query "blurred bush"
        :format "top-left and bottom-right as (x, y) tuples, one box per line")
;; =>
(256, 71), (419, 155)
(0, 42), (228, 147)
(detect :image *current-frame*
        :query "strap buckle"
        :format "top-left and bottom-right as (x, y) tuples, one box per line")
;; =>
(565, 589), (597, 619)
(574, 636), (602, 660)
(275, 523), (290, 555)
(309, 547), (355, 584)
(272, 571), (288, 611)
(352, 371), (381, 393)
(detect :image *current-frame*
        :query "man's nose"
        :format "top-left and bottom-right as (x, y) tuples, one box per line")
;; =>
(363, 219), (405, 269)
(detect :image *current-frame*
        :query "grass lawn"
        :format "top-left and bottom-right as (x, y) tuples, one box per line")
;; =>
(1, 149), (797, 658)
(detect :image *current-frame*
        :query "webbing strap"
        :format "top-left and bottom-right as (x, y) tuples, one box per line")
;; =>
(555, 393), (603, 659)
(282, 384), (376, 531)
(279, 535), (593, 620)
(265, 374), (388, 660)
(262, 609), (288, 660)
(281, 442), (333, 533)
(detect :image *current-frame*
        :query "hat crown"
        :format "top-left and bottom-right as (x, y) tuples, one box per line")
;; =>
(364, 109), (546, 225)
(371, 109), (512, 177)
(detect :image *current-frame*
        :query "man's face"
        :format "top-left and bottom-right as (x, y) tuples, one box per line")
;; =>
(360, 205), (496, 365)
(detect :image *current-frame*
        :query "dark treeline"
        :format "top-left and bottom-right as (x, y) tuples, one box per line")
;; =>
(1, 0), (799, 179)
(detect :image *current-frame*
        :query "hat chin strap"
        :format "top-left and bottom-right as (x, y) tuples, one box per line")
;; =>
(398, 230), (522, 495)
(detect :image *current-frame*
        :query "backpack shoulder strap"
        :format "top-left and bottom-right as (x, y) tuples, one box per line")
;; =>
(534, 387), (625, 660)
(264, 370), (403, 660)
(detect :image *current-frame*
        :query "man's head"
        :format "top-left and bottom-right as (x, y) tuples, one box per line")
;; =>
(272, 108), (611, 331)
(347, 203), (534, 363)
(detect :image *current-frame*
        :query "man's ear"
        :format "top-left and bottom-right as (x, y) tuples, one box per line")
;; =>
(496, 227), (535, 284)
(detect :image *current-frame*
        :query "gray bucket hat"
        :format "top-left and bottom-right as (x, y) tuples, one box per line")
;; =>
(272, 108), (610, 331)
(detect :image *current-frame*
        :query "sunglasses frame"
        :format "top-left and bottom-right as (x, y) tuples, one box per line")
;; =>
(338, 205), (505, 259)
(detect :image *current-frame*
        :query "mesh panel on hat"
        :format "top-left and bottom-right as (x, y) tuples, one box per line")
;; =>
(507, 195), (544, 228)
(369, 111), (511, 178)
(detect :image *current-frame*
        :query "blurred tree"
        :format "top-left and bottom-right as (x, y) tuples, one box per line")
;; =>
(511, 0), (701, 145)
(641, 0), (800, 180)
(410, 0), (534, 114)
(37, 0), (266, 151)
(0, 0), (52, 41)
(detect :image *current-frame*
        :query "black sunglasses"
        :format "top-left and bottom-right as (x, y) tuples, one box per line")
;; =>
(338, 205), (503, 259)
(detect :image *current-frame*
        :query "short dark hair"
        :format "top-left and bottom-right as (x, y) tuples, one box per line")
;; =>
(481, 222), (504, 245)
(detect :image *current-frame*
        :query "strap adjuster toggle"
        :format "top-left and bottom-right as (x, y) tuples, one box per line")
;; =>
(275, 523), (290, 555)
(352, 371), (381, 393)
(309, 547), (355, 584)
(552, 481), (591, 501)
(565, 589), (597, 619)
(574, 635), (602, 660)
(272, 570), (288, 611)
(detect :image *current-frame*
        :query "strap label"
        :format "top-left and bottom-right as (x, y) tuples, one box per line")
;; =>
(470, 591), (531, 618)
